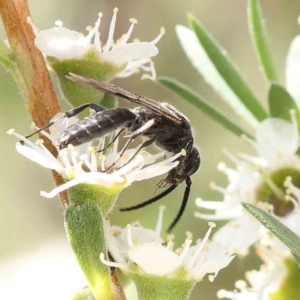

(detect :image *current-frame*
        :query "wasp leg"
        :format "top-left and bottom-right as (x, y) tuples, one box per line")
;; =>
(167, 176), (192, 233)
(25, 103), (106, 139)
(117, 135), (156, 169)
(105, 119), (156, 171)
(120, 185), (178, 211)
(97, 128), (124, 153)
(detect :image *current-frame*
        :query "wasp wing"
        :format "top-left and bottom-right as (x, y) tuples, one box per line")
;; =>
(68, 73), (183, 125)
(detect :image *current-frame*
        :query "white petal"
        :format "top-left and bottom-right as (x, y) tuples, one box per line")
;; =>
(255, 118), (299, 164)
(16, 142), (63, 171)
(213, 214), (261, 252)
(101, 43), (158, 65)
(122, 226), (163, 246)
(175, 25), (258, 127)
(184, 242), (234, 280)
(128, 243), (182, 276)
(196, 206), (244, 221)
(35, 27), (90, 60)
(195, 198), (227, 210)
(286, 36), (300, 108)
(128, 161), (179, 182)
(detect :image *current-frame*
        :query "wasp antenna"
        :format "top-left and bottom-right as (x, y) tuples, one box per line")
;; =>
(120, 185), (177, 211)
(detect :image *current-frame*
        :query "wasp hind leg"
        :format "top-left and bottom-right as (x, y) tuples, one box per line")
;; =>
(25, 103), (106, 139)
(105, 119), (156, 172)
(167, 176), (192, 233)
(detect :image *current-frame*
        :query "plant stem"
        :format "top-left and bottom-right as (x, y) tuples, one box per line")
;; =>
(0, 0), (69, 207)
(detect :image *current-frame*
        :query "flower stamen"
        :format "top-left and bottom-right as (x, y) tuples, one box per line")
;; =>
(103, 8), (118, 52)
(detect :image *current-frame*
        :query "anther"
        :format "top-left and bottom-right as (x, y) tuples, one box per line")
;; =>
(208, 222), (216, 228)
(7, 129), (15, 135)
(55, 20), (63, 27)
(129, 18), (138, 24)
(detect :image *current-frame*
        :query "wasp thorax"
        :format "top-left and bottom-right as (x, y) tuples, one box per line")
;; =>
(255, 168), (300, 217)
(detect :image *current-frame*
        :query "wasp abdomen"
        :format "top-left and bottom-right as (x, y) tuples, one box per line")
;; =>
(58, 108), (136, 149)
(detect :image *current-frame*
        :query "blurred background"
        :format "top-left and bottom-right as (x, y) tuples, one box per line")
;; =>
(1, 0), (300, 299)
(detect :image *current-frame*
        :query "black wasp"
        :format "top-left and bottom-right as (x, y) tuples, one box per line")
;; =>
(30, 73), (201, 232)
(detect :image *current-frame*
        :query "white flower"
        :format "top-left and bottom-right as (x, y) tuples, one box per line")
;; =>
(196, 116), (300, 252)
(217, 248), (288, 300)
(102, 207), (235, 281)
(7, 113), (180, 198)
(28, 8), (164, 79)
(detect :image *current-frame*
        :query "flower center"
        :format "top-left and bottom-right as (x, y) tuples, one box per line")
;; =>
(255, 168), (300, 216)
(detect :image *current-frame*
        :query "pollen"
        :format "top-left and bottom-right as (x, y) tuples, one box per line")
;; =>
(35, 139), (44, 145)
(7, 129), (15, 135)
(98, 12), (103, 18)
(235, 280), (247, 289)
(86, 26), (93, 32)
(54, 20), (63, 27)
(208, 222), (216, 228)
(208, 275), (215, 282)
(181, 149), (187, 156)
(217, 162), (227, 171)
(159, 205), (166, 211)
(113, 7), (119, 13)
(129, 18), (138, 24)
(186, 231), (193, 239)
(209, 181), (216, 190)
(141, 74), (152, 80)
(160, 27), (166, 35)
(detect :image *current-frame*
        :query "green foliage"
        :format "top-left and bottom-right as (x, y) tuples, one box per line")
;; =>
(159, 77), (253, 138)
(0, 40), (16, 71)
(68, 182), (125, 216)
(188, 14), (267, 122)
(100, 93), (118, 109)
(47, 49), (124, 108)
(242, 203), (300, 265)
(65, 202), (114, 300)
(131, 272), (195, 300)
(72, 287), (95, 300)
(269, 258), (300, 299)
(268, 84), (300, 129)
(248, 0), (278, 82)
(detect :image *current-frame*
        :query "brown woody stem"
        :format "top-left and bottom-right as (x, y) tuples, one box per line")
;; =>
(0, 0), (69, 207)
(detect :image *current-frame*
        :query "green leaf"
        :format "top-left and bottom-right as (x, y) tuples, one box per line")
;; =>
(176, 25), (258, 128)
(0, 40), (16, 71)
(188, 15), (268, 122)
(292, 252), (300, 267)
(159, 77), (253, 138)
(131, 271), (195, 300)
(268, 83), (300, 129)
(242, 202), (300, 257)
(100, 93), (118, 109)
(248, 0), (278, 82)
(65, 202), (115, 300)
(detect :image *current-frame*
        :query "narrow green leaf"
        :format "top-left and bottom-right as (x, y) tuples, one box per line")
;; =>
(176, 25), (258, 128)
(242, 202), (300, 257)
(188, 15), (268, 122)
(248, 0), (278, 82)
(292, 252), (300, 267)
(268, 84), (300, 129)
(159, 77), (253, 138)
